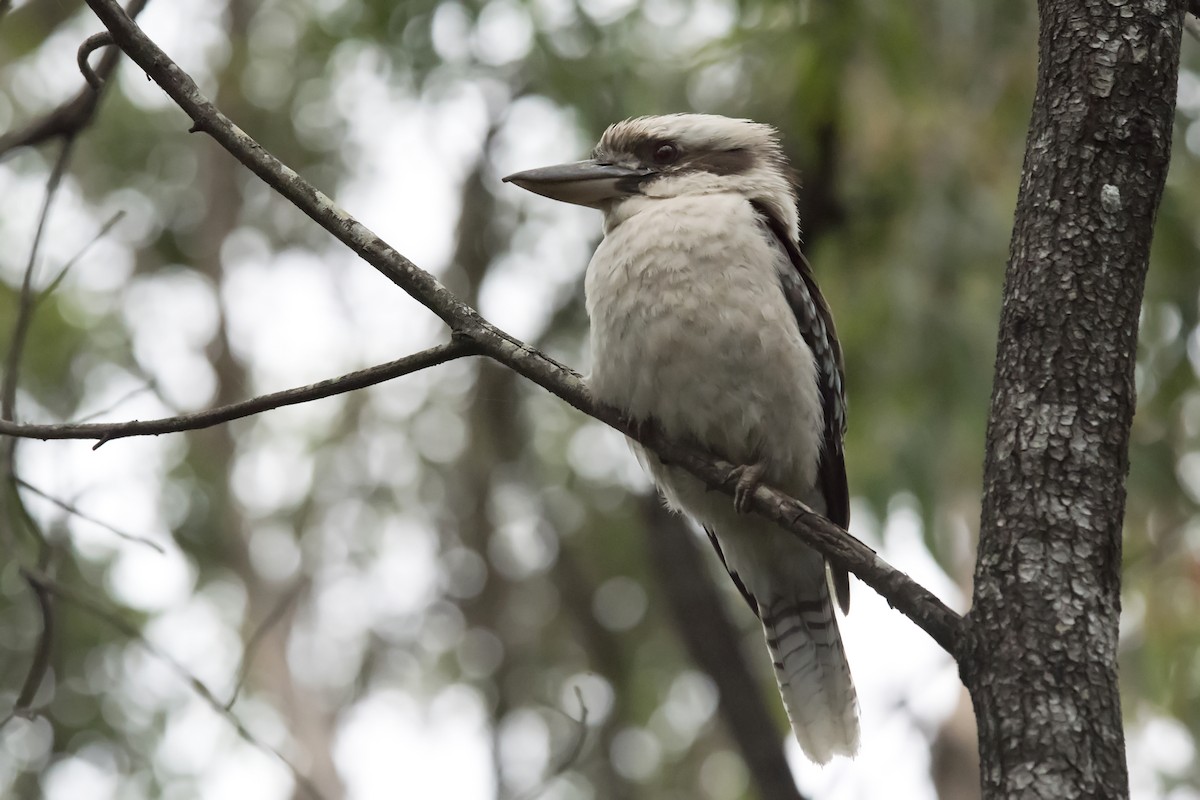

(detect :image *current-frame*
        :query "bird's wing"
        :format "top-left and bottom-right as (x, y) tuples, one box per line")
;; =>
(750, 200), (851, 614)
(703, 526), (760, 616)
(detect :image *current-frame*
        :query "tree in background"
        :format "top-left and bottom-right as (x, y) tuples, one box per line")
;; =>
(0, 1), (1198, 799)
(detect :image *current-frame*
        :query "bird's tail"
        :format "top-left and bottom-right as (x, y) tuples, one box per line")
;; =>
(761, 587), (859, 764)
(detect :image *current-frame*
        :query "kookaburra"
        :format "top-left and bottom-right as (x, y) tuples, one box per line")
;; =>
(504, 114), (859, 763)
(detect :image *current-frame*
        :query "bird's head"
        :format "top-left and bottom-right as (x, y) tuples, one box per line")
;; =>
(503, 114), (799, 239)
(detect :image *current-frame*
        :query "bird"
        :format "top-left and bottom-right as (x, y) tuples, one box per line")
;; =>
(503, 113), (859, 763)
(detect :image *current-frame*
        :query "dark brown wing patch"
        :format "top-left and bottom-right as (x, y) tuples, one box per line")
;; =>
(704, 526), (760, 618)
(750, 200), (852, 615)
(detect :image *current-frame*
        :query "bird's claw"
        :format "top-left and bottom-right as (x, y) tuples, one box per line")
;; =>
(730, 463), (766, 513)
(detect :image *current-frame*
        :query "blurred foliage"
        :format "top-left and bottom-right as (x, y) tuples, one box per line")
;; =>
(1, 0), (1199, 798)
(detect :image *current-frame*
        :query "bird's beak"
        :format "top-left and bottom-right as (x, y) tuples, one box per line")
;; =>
(503, 160), (651, 208)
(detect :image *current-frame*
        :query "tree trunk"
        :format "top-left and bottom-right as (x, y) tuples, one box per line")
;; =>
(964, 2), (1183, 798)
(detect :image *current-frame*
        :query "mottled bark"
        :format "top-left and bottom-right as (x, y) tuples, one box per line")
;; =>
(964, 2), (1183, 799)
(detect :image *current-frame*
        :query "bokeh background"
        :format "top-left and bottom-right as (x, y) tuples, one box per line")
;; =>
(2, 1), (1200, 798)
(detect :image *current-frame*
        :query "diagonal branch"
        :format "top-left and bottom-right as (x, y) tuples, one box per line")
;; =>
(0, 339), (480, 446)
(224, 578), (307, 711)
(71, 0), (966, 656)
(33, 210), (126, 316)
(13, 476), (165, 553)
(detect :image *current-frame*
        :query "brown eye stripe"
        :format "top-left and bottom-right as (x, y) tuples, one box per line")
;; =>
(679, 148), (755, 176)
(595, 134), (756, 176)
(632, 138), (677, 163)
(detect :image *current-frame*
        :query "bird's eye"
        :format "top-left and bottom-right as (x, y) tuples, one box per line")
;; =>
(652, 142), (680, 165)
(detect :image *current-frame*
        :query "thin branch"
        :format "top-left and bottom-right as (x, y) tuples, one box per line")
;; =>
(512, 687), (590, 800)
(33, 210), (126, 314)
(0, 501), (55, 732)
(2, 136), (73, 718)
(3, 137), (75, 428)
(0, 0), (149, 158)
(14, 476), (165, 553)
(19, 568), (327, 800)
(78, 0), (966, 655)
(0, 339), (481, 447)
(9, 568), (55, 721)
(0, 187), (138, 734)
(77, 32), (115, 90)
(1186, 12), (1200, 42)
(1, 137), (76, 721)
(548, 688), (590, 783)
(225, 579), (307, 710)
(70, 379), (154, 424)
(6, 468), (48, 551)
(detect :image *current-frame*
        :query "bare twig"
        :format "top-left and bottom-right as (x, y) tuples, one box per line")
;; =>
(77, 32), (115, 90)
(8, 569), (55, 721)
(0, 138), (76, 724)
(0, 338), (481, 447)
(32, 210), (126, 314)
(225, 579), (307, 710)
(19, 568), (327, 800)
(1186, 12), (1200, 42)
(3, 137), (75, 429)
(14, 476), (166, 553)
(0, 0), (149, 157)
(0, 503), (54, 733)
(70, 380), (154, 423)
(513, 687), (590, 800)
(549, 687), (590, 780)
(70, 0), (965, 655)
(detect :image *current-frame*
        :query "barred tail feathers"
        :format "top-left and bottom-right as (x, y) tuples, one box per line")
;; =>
(762, 591), (859, 764)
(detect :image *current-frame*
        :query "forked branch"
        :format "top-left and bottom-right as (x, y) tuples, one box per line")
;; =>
(0, 339), (480, 447)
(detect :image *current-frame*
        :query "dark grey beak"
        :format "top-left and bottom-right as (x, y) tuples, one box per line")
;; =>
(503, 160), (651, 208)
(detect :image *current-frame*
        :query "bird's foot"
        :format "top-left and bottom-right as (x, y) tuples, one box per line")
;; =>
(730, 462), (767, 513)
